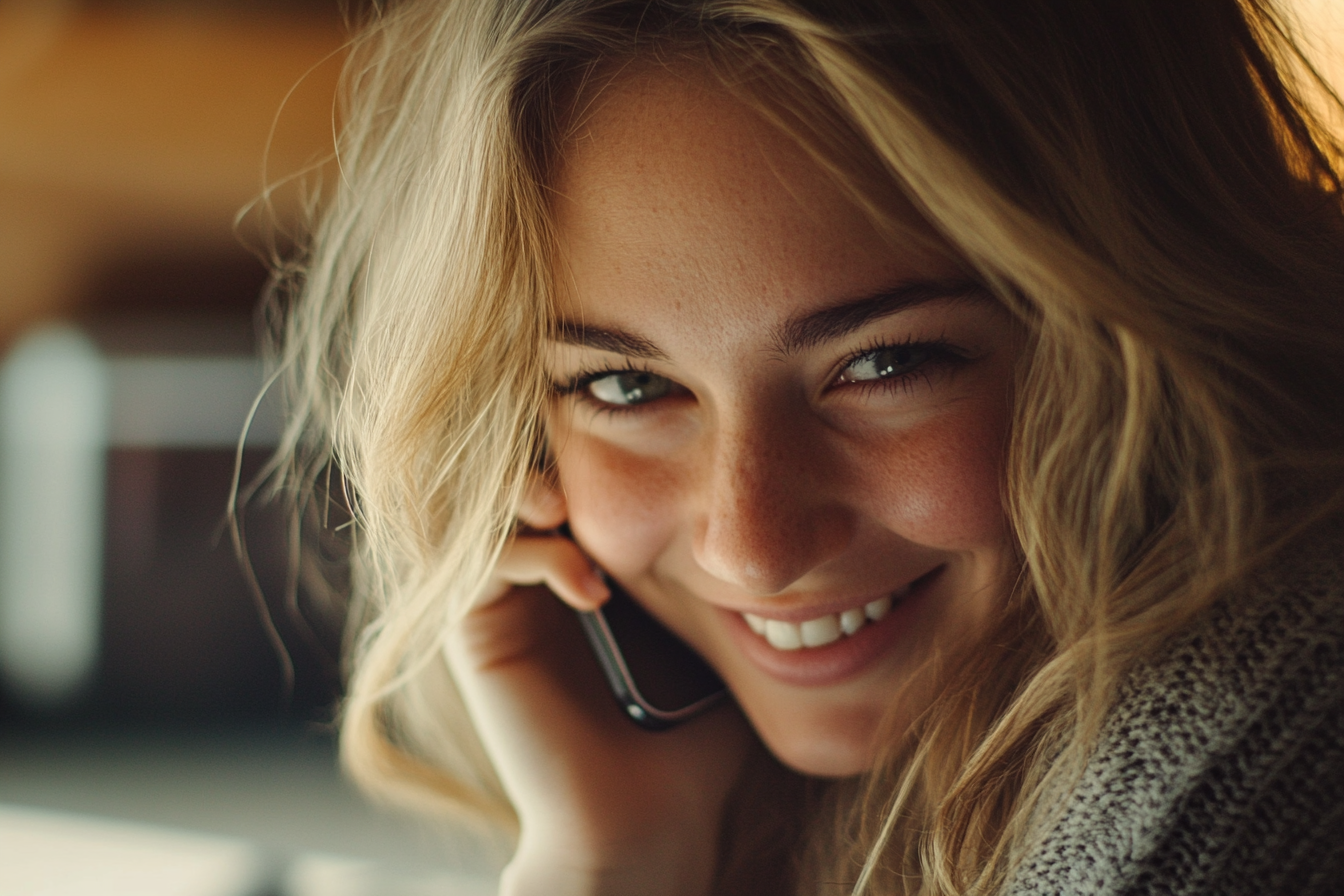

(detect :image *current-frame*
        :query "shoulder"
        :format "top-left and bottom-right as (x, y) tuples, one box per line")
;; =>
(1005, 523), (1344, 896)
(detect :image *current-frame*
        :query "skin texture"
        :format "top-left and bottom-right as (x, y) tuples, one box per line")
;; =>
(453, 65), (1022, 894)
(536, 67), (1022, 777)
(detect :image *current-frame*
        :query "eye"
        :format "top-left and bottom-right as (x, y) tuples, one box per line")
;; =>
(838, 343), (939, 384)
(587, 370), (678, 406)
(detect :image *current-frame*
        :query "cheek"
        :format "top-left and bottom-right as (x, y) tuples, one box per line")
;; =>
(554, 433), (685, 578)
(855, 406), (1008, 550)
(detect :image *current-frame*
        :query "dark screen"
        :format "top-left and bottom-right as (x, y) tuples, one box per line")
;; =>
(601, 589), (724, 713)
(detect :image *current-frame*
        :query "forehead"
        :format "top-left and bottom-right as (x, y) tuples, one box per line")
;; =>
(549, 65), (956, 345)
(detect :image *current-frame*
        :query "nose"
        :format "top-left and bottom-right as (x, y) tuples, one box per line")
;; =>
(691, 402), (854, 595)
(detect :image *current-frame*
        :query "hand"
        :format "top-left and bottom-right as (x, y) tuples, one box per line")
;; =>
(444, 489), (753, 896)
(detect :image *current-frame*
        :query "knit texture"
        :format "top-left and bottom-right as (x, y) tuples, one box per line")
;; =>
(1003, 528), (1344, 896)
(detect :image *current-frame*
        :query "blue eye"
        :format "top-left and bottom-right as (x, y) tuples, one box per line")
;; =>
(840, 343), (938, 383)
(587, 371), (677, 406)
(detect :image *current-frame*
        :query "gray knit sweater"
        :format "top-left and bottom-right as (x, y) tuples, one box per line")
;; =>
(1003, 528), (1344, 896)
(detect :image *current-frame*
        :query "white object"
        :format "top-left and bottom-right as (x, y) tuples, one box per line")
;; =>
(0, 803), (265, 896)
(0, 326), (108, 709)
(283, 853), (497, 896)
(0, 323), (282, 709)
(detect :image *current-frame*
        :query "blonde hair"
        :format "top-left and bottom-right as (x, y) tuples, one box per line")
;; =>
(266, 0), (1344, 892)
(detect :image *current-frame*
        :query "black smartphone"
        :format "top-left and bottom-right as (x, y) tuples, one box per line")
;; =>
(577, 575), (727, 731)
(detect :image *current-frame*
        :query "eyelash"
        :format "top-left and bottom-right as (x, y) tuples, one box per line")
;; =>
(552, 361), (669, 417)
(835, 335), (970, 396)
(550, 337), (968, 414)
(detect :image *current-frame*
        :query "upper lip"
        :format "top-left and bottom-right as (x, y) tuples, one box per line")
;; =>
(706, 568), (939, 623)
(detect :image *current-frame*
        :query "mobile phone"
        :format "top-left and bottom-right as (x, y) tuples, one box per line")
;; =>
(577, 575), (727, 731)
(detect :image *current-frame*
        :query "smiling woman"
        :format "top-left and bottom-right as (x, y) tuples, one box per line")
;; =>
(540, 68), (1019, 776)
(266, 1), (1344, 894)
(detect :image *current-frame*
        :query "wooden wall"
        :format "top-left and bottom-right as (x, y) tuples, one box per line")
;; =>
(0, 3), (345, 343)
(0, 0), (1339, 344)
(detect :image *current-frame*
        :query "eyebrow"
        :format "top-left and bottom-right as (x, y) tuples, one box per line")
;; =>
(548, 278), (987, 360)
(550, 320), (668, 360)
(772, 278), (988, 354)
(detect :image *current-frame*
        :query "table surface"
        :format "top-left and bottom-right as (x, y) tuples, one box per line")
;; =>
(0, 722), (503, 896)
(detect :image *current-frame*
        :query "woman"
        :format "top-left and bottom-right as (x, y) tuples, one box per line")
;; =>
(266, 0), (1344, 892)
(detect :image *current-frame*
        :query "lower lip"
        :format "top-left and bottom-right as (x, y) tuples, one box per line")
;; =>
(717, 568), (943, 688)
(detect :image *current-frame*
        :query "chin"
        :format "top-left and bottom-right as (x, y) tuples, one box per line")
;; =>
(753, 715), (878, 778)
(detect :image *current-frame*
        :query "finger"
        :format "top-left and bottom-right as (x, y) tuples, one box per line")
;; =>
(495, 535), (610, 611)
(519, 470), (568, 530)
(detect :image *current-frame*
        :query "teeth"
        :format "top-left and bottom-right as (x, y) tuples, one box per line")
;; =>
(839, 607), (866, 635)
(799, 615), (841, 648)
(764, 619), (803, 650)
(743, 590), (905, 651)
(865, 596), (891, 621)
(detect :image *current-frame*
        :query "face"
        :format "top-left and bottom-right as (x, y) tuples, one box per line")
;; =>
(542, 68), (1021, 776)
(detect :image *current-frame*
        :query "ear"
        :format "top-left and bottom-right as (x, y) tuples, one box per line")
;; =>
(519, 466), (568, 530)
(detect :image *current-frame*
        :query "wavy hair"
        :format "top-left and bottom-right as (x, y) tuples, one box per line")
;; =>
(265, 0), (1344, 892)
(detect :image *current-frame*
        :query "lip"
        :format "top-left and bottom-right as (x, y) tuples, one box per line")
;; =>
(716, 567), (944, 687)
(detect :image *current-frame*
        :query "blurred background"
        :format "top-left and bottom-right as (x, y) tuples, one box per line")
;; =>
(0, 1), (503, 893)
(0, 1), (1339, 894)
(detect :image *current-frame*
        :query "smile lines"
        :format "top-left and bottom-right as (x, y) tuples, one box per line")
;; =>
(741, 587), (908, 651)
